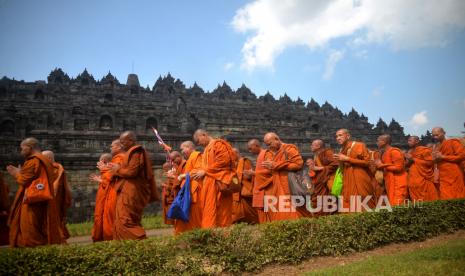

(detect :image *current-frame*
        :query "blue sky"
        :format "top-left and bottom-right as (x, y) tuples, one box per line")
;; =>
(1, 0), (464, 136)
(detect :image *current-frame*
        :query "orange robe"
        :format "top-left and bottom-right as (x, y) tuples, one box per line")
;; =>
(51, 162), (72, 240)
(262, 143), (310, 222)
(162, 176), (176, 225)
(113, 145), (158, 240)
(174, 151), (203, 234)
(232, 157), (259, 224)
(340, 141), (375, 212)
(0, 172), (10, 245)
(380, 147), (408, 206)
(252, 149), (273, 223)
(102, 153), (124, 240)
(8, 153), (63, 247)
(310, 148), (338, 216)
(407, 146), (438, 202)
(92, 163), (113, 242)
(162, 160), (185, 225)
(200, 139), (237, 228)
(368, 150), (386, 202)
(436, 139), (465, 199)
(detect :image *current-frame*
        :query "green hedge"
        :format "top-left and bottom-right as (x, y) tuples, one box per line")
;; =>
(1, 200), (465, 275)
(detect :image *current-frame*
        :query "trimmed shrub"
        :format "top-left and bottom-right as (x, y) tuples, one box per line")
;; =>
(1, 200), (464, 275)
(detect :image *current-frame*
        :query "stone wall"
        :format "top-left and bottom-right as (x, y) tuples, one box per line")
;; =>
(0, 68), (410, 222)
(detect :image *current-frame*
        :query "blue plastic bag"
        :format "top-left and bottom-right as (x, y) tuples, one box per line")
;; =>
(167, 173), (191, 222)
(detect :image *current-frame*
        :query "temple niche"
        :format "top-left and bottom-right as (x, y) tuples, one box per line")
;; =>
(99, 115), (113, 130)
(74, 119), (89, 131)
(34, 89), (45, 100)
(310, 123), (319, 133)
(0, 120), (14, 135)
(146, 117), (158, 130)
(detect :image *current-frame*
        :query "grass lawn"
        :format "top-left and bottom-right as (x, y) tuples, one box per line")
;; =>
(67, 215), (171, 237)
(307, 239), (465, 276)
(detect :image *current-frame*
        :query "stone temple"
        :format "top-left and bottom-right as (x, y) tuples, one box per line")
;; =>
(0, 68), (407, 222)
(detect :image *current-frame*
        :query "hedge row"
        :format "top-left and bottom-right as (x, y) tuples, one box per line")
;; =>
(1, 200), (465, 275)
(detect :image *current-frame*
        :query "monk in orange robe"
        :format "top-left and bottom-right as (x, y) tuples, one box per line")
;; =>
(248, 139), (272, 224)
(260, 132), (310, 221)
(91, 140), (126, 241)
(42, 150), (73, 240)
(307, 140), (338, 216)
(102, 140), (125, 240)
(432, 127), (465, 199)
(174, 141), (203, 234)
(168, 151), (185, 199)
(334, 129), (375, 212)
(368, 149), (386, 202)
(191, 129), (237, 228)
(405, 136), (438, 202)
(375, 134), (408, 206)
(161, 162), (176, 225)
(231, 148), (258, 224)
(111, 131), (159, 240)
(6, 138), (63, 247)
(90, 153), (113, 242)
(162, 151), (185, 226)
(0, 171), (10, 245)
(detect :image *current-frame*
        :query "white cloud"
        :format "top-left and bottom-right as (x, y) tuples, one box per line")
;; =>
(224, 62), (234, 71)
(231, 0), (465, 71)
(323, 50), (344, 80)
(409, 111), (429, 130)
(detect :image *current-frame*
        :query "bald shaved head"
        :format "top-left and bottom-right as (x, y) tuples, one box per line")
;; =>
(337, 129), (350, 135)
(335, 129), (351, 145)
(121, 131), (136, 141)
(193, 129), (211, 146)
(264, 132), (279, 141)
(247, 139), (260, 147)
(169, 151), (182, 159)
(180, 140), (196, 159)
(377, 134), (391, 149)
(111, 139), (124, 155)
(310, 139), (324, 153)
(120, 131), (137, 150)
(181, 140), (195, 149)
(169, 151), (183, 165)
(42, 150), (55, 163)
(264, 132), (281, 152)
(407, 135), (420, 148)
(380, 134), (392, 144)
(432, 127), (446, 143)
(194, 129), (207, 137)
(432, 127), (445, 134)
(99, 153), (112, 163)
(20, 137), (40, 158)
(247, 138), (262, 155)
(21, 137), (40, 150)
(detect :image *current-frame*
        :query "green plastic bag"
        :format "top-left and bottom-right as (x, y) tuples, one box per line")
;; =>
(331, 167), (343, 196)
